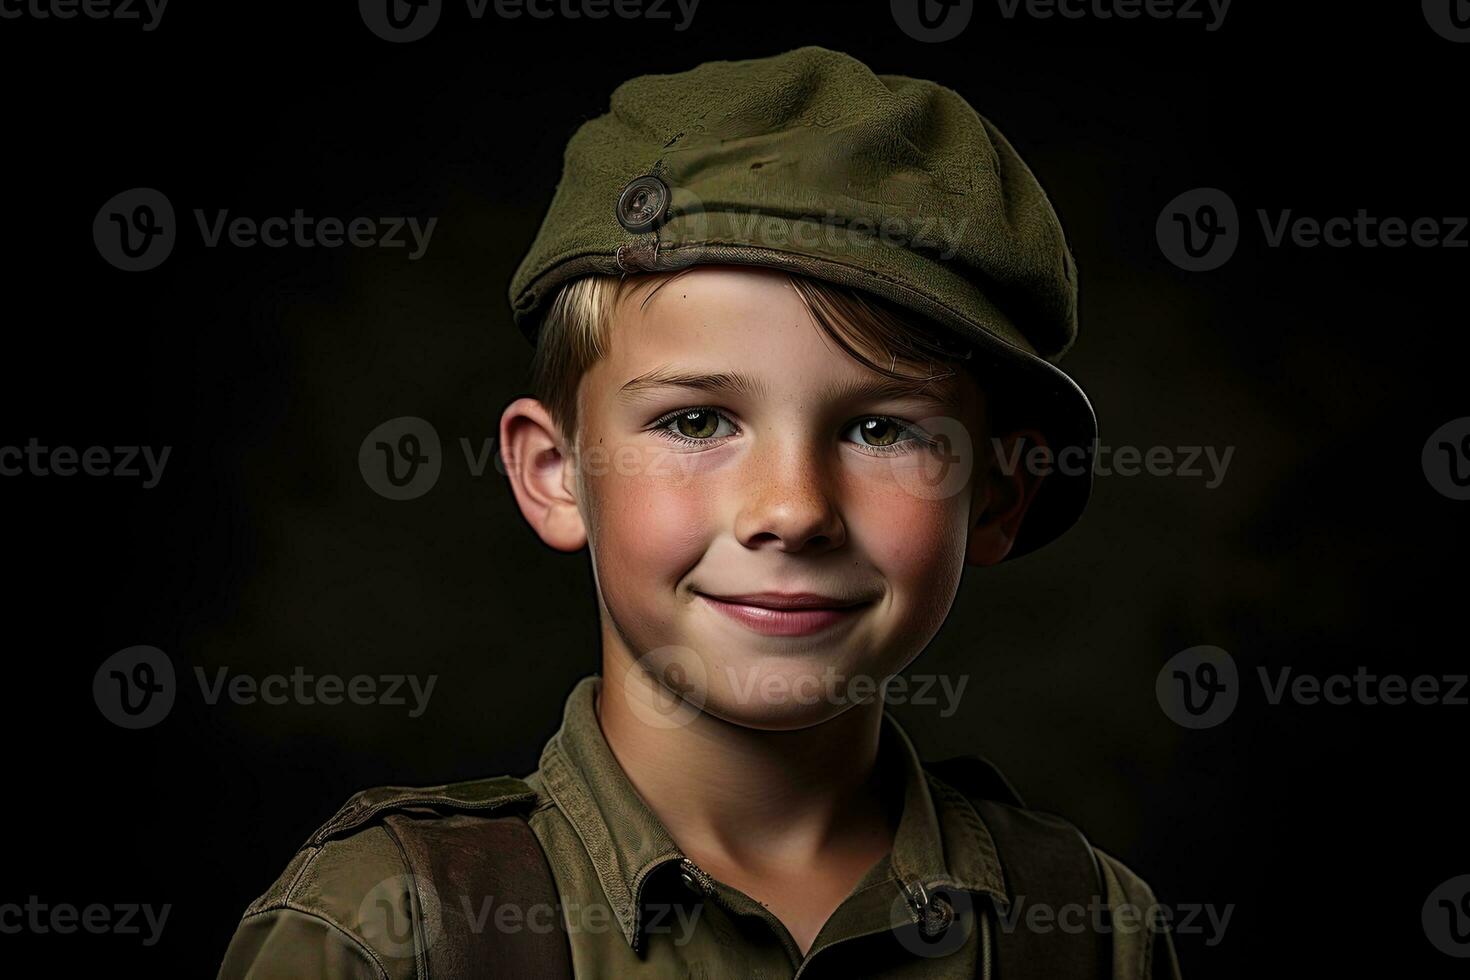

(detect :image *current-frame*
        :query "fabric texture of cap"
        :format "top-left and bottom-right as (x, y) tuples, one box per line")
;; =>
(507, 45), (1096, 560)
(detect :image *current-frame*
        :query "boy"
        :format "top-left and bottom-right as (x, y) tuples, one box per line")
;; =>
(217, 46), (1181, 978)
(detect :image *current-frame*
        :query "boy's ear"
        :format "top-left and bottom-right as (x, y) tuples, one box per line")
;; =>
(965, 426), (1047, 566)
(499, 397), (587, 553)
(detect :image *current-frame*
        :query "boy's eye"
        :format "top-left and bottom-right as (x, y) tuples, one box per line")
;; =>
(651, 409), (928, 454)
(851, 417), (907, 448)
(654, 408), (736, 445)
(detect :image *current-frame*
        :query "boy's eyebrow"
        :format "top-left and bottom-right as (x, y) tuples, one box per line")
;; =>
(618, 367), (963, 406)
(618, 368), (768, 400)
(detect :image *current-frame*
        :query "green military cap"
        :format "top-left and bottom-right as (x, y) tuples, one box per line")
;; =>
(508, 45), (1095, 560)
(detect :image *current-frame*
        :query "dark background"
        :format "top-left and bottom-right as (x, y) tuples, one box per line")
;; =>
(3, 1), (1466, 975)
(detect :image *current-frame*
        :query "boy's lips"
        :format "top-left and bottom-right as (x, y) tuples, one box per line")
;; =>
(695, 591), (869, 610)
(692, 591), (875, 637)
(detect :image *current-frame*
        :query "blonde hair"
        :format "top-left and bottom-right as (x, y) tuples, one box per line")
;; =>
(529, 269), (990, 446)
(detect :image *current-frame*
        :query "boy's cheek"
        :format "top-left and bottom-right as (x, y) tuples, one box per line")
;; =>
(844, 489), (970, 637)
(578, 440), (706, 490)
(582, 450), (714, 583)
(846, 482), (970, 579)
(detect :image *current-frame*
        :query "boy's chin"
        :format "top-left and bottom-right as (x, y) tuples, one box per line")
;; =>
(697, 694), (866, 732)
(692, 660), (894, 732)
(611, 636), (908, 733)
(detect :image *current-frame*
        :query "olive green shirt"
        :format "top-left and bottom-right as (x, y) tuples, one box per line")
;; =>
(218, 676), (1182, 978)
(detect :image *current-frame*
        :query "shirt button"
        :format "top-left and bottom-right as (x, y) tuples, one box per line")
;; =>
(921, 894), (955, 937)
(616, 174), (670, 234)
(677, 858), (713, 896)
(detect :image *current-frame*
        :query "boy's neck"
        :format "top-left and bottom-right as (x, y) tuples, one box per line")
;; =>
(595, 651), (896, 873)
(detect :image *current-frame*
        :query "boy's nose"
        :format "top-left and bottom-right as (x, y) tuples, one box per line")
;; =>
(731, 445), (847, 553)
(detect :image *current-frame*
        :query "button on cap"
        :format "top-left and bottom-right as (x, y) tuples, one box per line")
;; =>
(616, 174), (670, 233)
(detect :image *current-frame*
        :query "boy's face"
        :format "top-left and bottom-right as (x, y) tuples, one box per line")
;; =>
(515, 265), (1035, 731)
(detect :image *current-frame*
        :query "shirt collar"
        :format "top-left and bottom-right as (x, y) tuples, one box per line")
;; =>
(535, 674), (1010, 951)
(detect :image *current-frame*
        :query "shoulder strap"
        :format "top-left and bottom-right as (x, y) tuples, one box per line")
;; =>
(308, 775), (539, 846)
(313, 776), (574, 980)
(927, 756), (1111, 980)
